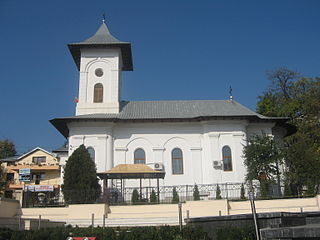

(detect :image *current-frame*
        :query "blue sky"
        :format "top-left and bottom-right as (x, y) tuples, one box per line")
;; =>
(0, 0), (319, 154)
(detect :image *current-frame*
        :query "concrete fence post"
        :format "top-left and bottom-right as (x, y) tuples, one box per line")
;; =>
(178, 202), (183, 231)
(38, 215), (41, 230)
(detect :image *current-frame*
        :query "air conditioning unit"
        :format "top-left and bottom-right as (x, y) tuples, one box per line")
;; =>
(213, 160), (222, 168)
(154, 162), (164, 171)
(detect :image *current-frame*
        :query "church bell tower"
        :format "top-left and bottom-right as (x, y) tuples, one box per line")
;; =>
(68, 22), (133, 115)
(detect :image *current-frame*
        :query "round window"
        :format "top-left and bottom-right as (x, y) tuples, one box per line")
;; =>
(95, 68), (103, 77)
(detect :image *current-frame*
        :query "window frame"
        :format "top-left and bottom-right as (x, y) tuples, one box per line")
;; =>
(93, 83), (103, 103)
(171, 148), (184, 175)
(32, 156), (46, 165)
(134, 148), (146, 164)
(222, 145), (233, 171)
(87, 147), (95, 162)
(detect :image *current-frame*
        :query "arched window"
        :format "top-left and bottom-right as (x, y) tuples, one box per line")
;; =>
(222, 146), (232, 171)
(93, 83), (103, 103)
(134, 148), (146, 164)
(87, 147), (95, 162)
(172, 148), (183, 174)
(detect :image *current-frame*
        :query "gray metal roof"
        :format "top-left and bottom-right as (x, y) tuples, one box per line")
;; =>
(50, 100), (291, 138)
(81, 23), (123, 44)
(52, 145), (68, 153)
(0, 156), (20, 162)
(70, 100), (277, 119)
(68, 23), (133, 71)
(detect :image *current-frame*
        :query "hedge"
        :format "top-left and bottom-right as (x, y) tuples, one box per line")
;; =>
(216, 226), (255, 240)
(0, 225), (210, 240)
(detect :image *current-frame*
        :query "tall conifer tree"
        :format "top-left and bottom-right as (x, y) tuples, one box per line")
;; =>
(62, 145), (101, 204)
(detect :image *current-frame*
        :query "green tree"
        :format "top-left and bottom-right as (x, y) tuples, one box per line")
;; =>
(0, 165), (5, 196)
(193, 184), (200, 201)
(216, 185), (222, 199)
(0, 140), (16, 159)
(243, 134), (283, 182)
(131, 189), (140, 204)
(150, 189), (157, 203)
(257, 68), (320, 195)
(172, 187), (180, 203)
(243, 134), (283, 197)
(62, 145), (101, 204)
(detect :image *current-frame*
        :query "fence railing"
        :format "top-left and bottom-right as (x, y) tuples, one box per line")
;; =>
(22, 182), (286, 207)
(106, 182), (264, 205)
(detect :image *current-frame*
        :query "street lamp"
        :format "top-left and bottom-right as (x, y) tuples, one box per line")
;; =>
(249, 190), (260, 240)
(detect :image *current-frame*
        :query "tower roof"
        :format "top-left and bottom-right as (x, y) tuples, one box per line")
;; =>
(68, 22), (133, 71)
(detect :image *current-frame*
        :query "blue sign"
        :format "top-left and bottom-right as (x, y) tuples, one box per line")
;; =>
(19, 168), (30, 182)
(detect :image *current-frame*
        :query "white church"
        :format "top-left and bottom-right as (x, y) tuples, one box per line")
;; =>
(51, 22), (292, 200)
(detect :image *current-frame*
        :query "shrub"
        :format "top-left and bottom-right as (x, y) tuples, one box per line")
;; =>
(259, 180), (269, 199)
(306, 181), (316, 195)
(131, 189), (140, 204)
(150, 189), (157, 203)
(216, 225), (255, 240)
(216, 185), (222, 199)
(172, 187), (180, 203)
(0, 225), (210, 240)
(284, 181), (292, 197)
(240, 183), (246, 200)
(193, 184), (200, 201)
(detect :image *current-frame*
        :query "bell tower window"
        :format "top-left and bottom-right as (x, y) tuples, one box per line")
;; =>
(94, 83), (103, 103)
(95, 68), (103, 77)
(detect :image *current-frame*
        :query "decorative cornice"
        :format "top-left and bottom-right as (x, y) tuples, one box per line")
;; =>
(209, 133), (220, 138)
(115, 147), (128, 151)
(233, 132), (245, 137)
(190, 147), (202, 151)
(153, 147), (165, 151)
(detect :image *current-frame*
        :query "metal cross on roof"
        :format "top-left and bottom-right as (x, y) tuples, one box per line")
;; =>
(229, 86), (233, 100)
(102, 13), (106, 23)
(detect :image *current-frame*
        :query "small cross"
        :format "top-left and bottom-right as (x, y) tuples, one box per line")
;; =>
(229, 86), (233, 100)
(102, 13), (106, 23)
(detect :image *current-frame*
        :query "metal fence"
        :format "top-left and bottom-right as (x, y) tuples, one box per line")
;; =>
(22, 190), (65, 208)
(21, 182), (285, 207)
(106, 182), (261, 205)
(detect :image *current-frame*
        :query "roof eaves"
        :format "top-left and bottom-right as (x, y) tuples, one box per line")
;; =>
(18, 147), (55, 160)
(67, 43), (133, 71)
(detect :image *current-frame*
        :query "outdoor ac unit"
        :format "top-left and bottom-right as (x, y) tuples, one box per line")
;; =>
(213, 160), (222, 168)
(154, 162), (164, 171)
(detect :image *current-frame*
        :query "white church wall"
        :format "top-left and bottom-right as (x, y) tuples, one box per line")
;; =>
(65, 120), (273, 188)
(246, 123), (275, 138)
(67, 122), (113, 173)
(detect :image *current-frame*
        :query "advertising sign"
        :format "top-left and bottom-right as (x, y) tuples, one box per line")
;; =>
(24, 185), (54, 192)
(19, 168), (30, 182)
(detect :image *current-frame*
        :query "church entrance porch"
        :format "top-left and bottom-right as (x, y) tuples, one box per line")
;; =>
(98, 164), (165, 205)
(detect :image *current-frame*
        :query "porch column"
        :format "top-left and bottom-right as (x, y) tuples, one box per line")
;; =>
(106, 135), (114, 171)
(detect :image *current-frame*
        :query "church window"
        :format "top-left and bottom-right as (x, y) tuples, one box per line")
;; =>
(222, 146), (233, 171)
(87, 147), (95, 162)
(134, 148), (146, 164)
(172, 148), (183, 174)
(94, 83), (103, 103)
(95, 68), (103, 77)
